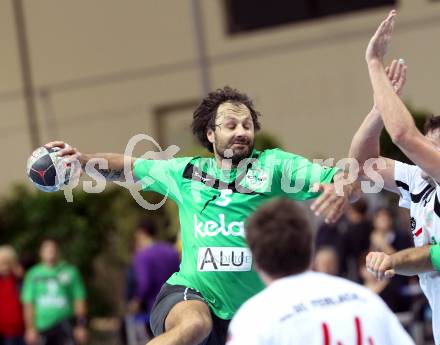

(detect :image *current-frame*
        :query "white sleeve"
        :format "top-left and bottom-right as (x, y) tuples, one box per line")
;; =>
(386, 314), (415, 344)
(394, 161), (417, 209)
(227, 307), (265, 345)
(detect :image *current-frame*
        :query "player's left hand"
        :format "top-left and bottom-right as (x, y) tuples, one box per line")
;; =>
(385, 59), (407, 96)
(366, 251), (396, 280)
(365, 10), (396, 64)
(310, 183), (350, 224)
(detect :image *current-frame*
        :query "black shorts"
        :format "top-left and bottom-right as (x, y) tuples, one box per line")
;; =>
(39, 319), (75, 345)
(150, 284), (230, 345)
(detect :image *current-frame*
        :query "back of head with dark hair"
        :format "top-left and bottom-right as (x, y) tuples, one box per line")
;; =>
(191, 86), (261, 152)
(246, 198), (312, 278)
(424, 115), (440, 134)
(137, 217), (158, 238)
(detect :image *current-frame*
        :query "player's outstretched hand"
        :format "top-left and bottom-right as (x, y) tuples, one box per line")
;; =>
(385, 58), (407, 96)
(44, 141), (82, 165)
(365, 10), (396, 64)
(310, 183), (349, 224)
(366, 251), (396, 280)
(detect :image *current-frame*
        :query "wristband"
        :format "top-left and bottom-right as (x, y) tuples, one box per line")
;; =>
(430, 245), (440, 271)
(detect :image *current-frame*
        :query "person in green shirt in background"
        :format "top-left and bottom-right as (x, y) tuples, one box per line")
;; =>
(21, 239), (87, 345)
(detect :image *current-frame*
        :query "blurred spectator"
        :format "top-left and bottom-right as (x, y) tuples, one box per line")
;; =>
(0, 245), (25, 345)
(369, 207), (412, 254)
(128, 217), (180, 316)
(315, 215), (346, 249)
(315, 216), (347, 275)
(343, 198), (372, 281)
(316, 198), (371, 280)
(366, 208), (413, 313)
(313, 246), (339, 276)
(21, 239), (87, 345)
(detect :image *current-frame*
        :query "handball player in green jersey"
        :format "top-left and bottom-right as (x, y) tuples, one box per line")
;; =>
(45, 87), (357, 345)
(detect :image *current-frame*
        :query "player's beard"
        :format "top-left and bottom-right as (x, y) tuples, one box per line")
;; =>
(215, 135), (254, 166)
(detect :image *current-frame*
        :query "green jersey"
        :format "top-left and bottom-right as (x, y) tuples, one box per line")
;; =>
(134, 148), (338, 319)
(21, 261), (86, 331)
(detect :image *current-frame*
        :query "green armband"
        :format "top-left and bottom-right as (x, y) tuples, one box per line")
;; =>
(430, 245), (440, 271)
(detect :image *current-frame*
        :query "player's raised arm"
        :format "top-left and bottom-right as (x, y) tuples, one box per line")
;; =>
(348, 59), (407, 193)
(45, 141), (135, 182)
(366, 11), (440, 182)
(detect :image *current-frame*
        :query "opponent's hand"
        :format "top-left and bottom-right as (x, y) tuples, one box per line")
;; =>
(365, 10), (396, 64)
(44, 141), (83, 165)
(385, 58), (407, 96)
(310, 183), (350, 224)
(366, 251), (396, 280)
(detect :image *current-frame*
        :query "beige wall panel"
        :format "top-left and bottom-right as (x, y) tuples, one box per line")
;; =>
(48, 69), (200, 152)
(0, 98), (28, 131)
(392, 25), (440, 113)
(0, 129), (31, 194)
(0, 0), (22, 93)
(23, 0), (197, 86)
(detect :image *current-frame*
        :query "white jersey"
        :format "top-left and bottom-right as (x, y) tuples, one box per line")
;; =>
(395, 160), (440, 344)
(227, 272), (413, 345)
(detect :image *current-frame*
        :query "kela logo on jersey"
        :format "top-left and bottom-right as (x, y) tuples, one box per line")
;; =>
(194, 214), (245, 238)
(244, 167), (268, 190)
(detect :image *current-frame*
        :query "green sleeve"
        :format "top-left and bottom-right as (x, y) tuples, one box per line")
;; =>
(430, 244), (440, 271)
(21, 270), (35, 304)
(71, 267), (86, 301)
(270, 149), (339, 200)
(133, 157), (192, 203)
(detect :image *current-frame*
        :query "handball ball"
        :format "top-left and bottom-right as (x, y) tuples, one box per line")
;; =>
(26, 145), (75, 192)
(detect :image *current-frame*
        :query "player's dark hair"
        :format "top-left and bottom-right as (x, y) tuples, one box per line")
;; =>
(191, 86), (261, 152)
(137, 217), (158, 238)
(246, 198), (312, 278)
(424, 115), (440, 134)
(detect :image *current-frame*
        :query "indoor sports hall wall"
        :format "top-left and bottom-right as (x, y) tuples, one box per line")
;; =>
(1, 0), (440, 193)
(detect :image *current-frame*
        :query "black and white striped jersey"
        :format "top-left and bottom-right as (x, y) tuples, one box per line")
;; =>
(395, 160), (440, 344)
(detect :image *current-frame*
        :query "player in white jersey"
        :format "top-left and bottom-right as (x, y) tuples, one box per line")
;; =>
(227, 199), (413, 345)
(350, 10), (440, 344)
